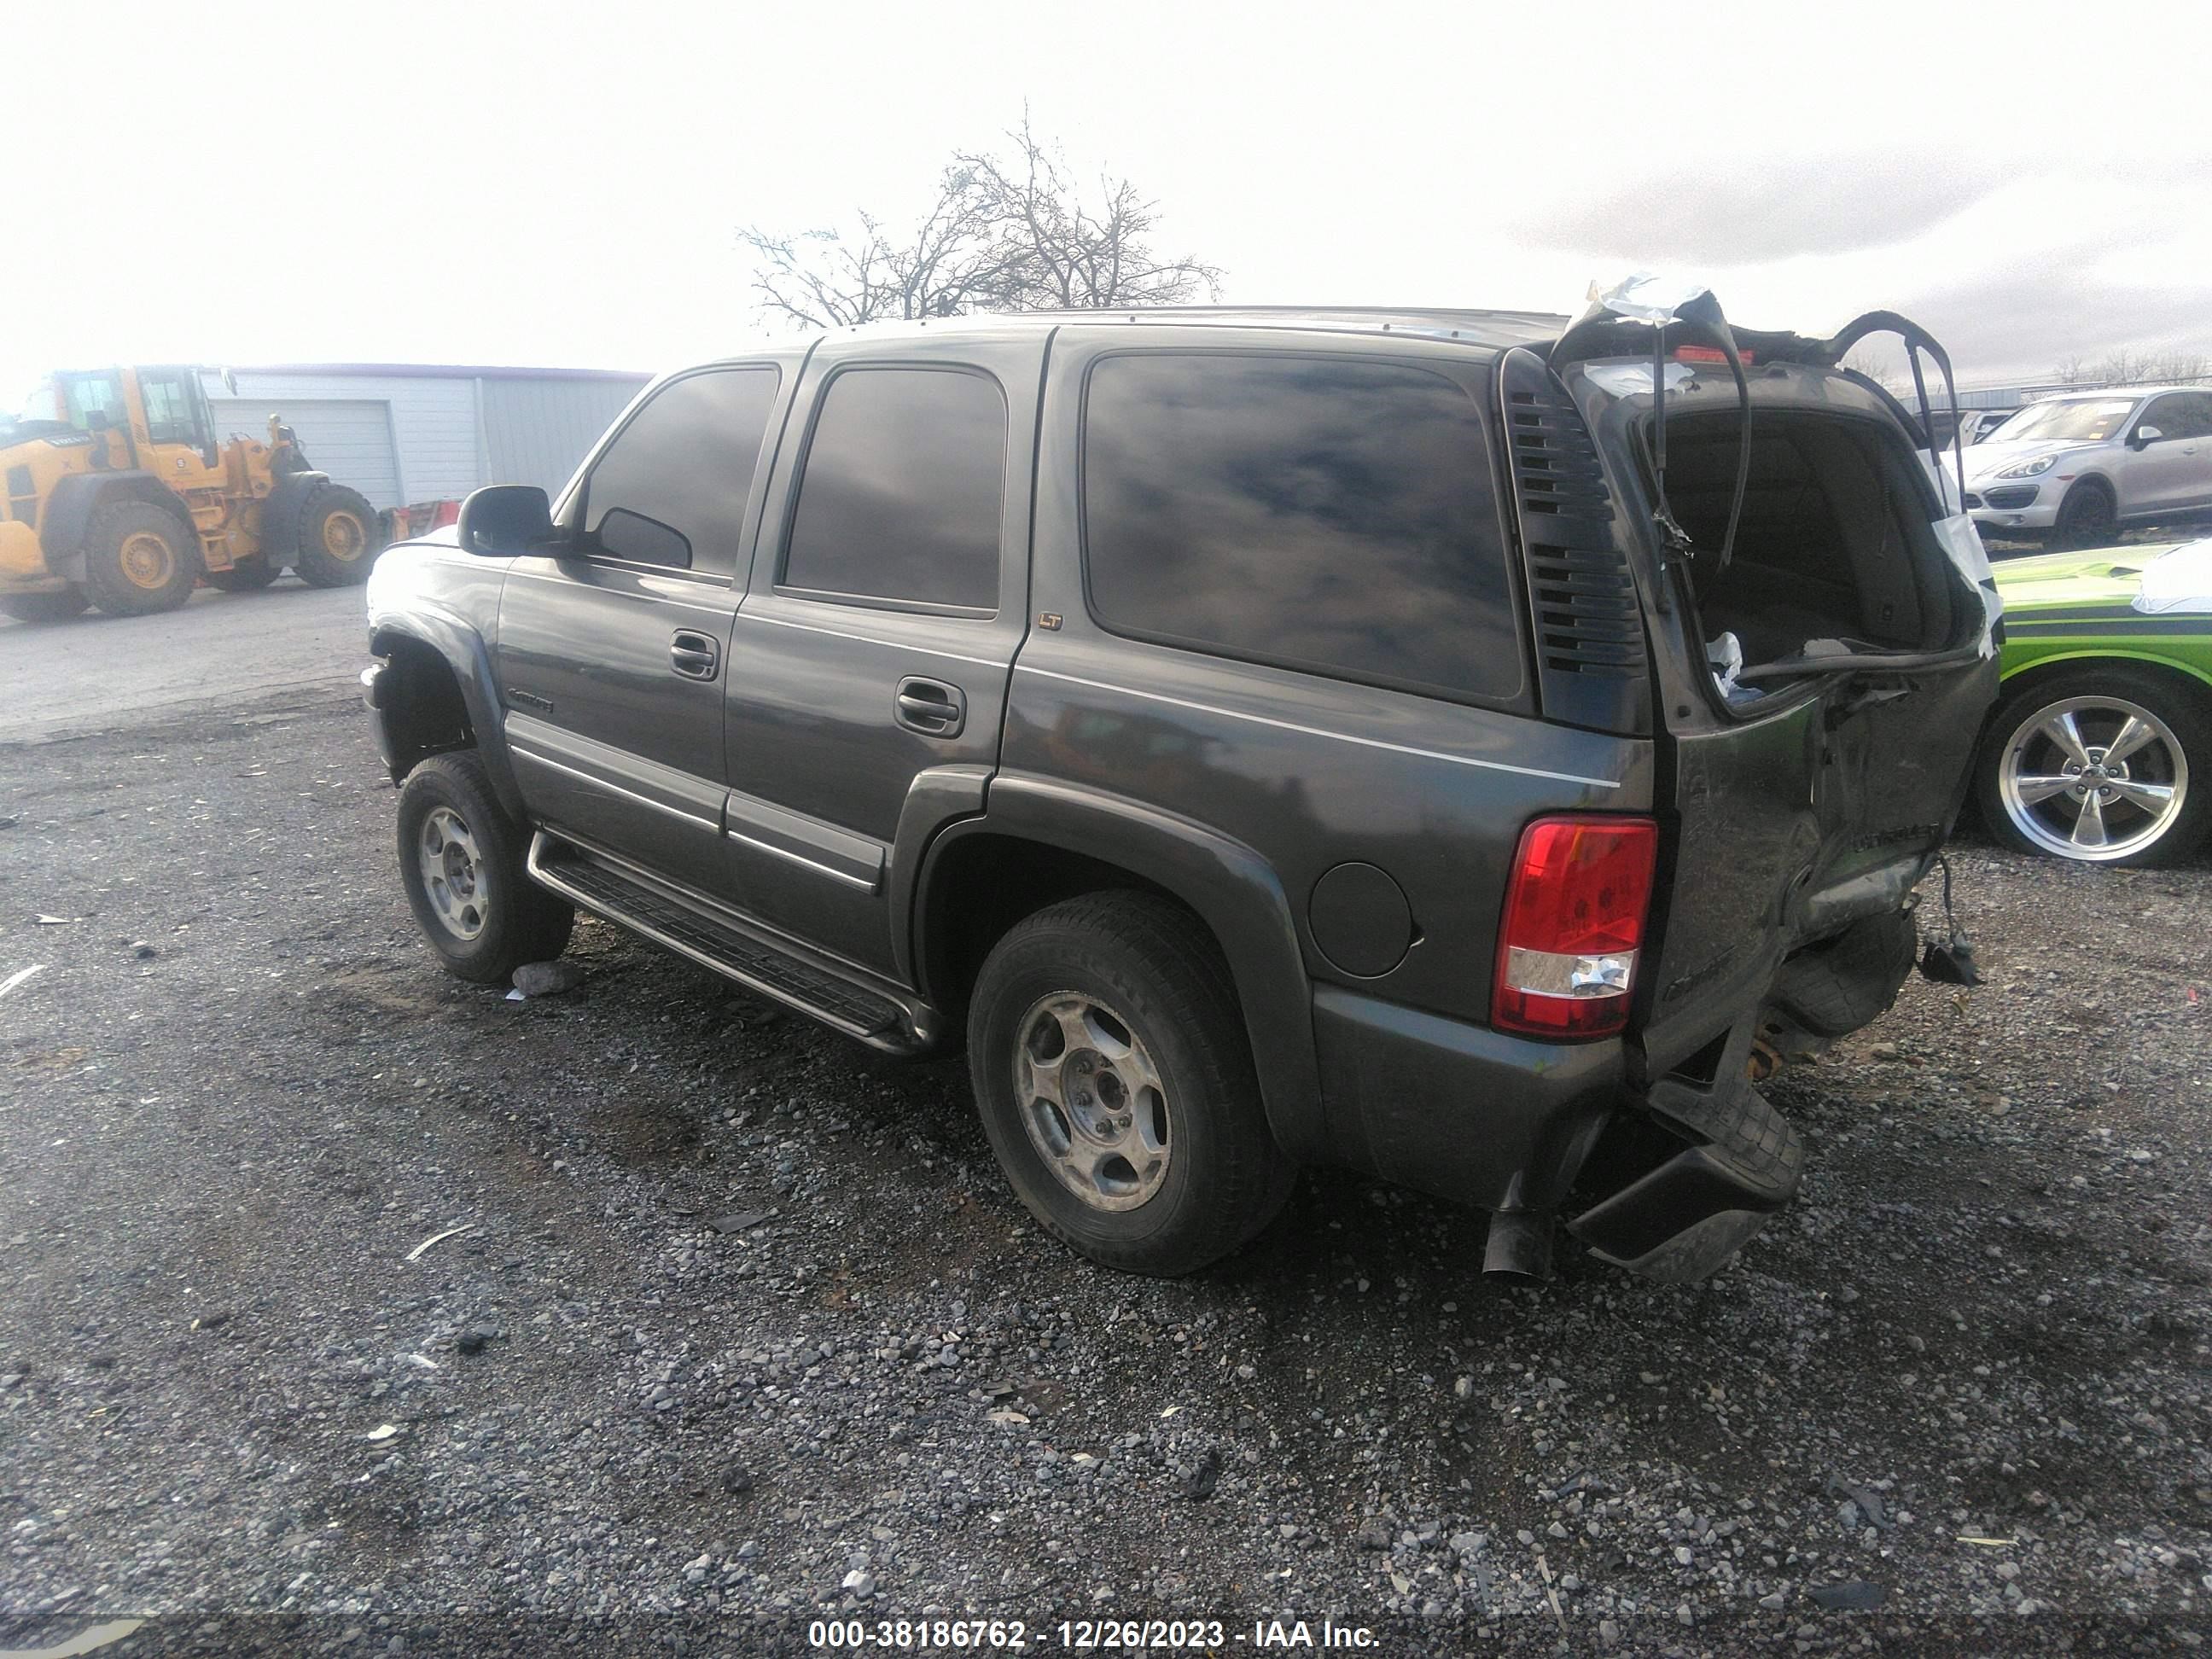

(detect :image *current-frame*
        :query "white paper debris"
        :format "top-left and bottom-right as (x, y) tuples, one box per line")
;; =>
(405, 1224), (477, 1262)
(1932, 513), (2001, 654)
(1580, 359), (1697, 399)
(1586, 271), (1713, 324)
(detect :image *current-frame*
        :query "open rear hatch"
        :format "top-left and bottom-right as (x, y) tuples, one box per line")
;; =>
(1508, 282), (2002, 1278)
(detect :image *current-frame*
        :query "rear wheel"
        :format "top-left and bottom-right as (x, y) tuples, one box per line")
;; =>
(204, 556), (280, 591)
(1976, 667), (2212, 866)
(2051, 479), (2118, 549)
(82, 501), (200, 616)
(967, 892), (1295, 1277)
(0, 586), (90, 623)
(291, 484), (383, 587)
(395, 752), (574, 983)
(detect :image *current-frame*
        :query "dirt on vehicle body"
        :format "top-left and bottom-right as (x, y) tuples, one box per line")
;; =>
(362, 293), (2001, 1287)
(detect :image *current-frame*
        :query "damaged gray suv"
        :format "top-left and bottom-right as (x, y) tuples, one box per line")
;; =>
(362, 292), (2000, 1284)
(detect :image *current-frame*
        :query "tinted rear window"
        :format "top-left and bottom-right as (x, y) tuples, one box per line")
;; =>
(782, 367), (1006, 610)
(1082, 354), (1519, 700)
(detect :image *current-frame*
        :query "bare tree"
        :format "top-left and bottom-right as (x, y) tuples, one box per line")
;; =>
(2051, 346), (2210, 388)
(1842, 344), (1904, 389)
(739, 119), (1220, 329)
(2147, 347), (2210, 383)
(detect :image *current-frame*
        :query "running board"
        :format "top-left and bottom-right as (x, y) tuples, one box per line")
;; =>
(524, 832), (934, 1054)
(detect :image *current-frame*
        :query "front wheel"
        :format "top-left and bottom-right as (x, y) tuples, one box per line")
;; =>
(396, 753), (574, 982)
(291, 484), (383, 587)
(1976, 667), (2211, 866)
(82, 501), (200, 616)
(2050, 479), (2118, 549)
(967, 892), (1295, 1277)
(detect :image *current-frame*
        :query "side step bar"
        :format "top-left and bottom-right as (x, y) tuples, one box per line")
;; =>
(524, 832), (936, 1055)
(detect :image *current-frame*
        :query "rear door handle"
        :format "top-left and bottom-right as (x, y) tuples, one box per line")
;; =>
(894, 676), (966, 737)
(671, 630), (719, 682)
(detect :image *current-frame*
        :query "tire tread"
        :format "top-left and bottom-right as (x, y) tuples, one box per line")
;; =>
(396, 752), (573, 981)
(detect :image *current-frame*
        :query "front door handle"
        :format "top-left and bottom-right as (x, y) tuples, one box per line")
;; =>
(894, 676), (966, 737)
(671, 630), (719, 682)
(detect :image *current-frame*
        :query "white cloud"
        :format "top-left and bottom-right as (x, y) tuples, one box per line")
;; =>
(6, 0), (2207, 400)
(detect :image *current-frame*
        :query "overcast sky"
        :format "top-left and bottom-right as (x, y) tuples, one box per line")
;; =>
(11, 0), (2209, 401)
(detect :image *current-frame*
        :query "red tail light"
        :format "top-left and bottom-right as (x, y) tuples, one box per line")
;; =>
(1492, 815), (1658, 1039)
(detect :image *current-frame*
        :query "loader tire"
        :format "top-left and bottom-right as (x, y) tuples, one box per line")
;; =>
(204, 556), (280, 591)
(82, 500), (200, 616)
(290, 483), (383, 588)
(0, 586), (90, 623)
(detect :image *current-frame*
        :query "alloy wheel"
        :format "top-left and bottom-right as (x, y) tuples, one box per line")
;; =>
(1998, 695), (2188, 861)
(417, 805), (490, 937)
(1013, 992), (1173, 1212)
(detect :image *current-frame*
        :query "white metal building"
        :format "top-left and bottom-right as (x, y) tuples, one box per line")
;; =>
(195, 364), (652, 510)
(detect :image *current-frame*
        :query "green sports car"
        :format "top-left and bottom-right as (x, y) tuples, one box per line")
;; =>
(1981, 538), (2212, 865)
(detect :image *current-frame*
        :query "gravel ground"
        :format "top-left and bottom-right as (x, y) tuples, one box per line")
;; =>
(0, 581), (365, 744)
(2, 694), (2208, 1658)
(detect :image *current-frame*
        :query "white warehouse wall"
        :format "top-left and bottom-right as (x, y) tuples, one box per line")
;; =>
(196, 367), (654, 510)
(198, 370), (482, 507)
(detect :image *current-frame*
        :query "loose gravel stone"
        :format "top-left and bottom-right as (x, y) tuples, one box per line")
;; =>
(0, 690), (2205, 1656)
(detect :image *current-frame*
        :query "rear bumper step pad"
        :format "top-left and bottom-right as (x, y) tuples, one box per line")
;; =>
(1568, 1073), (1804, 1284)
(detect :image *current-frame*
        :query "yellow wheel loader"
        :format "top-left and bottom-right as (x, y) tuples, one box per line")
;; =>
(0, 366), (385, 622)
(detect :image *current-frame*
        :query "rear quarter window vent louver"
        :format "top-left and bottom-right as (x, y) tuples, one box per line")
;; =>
(1499, 348), (1650, 736)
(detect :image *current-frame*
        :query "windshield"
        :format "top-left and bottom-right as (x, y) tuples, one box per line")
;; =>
(8, 379), (61, 424)
(1990, 398), (2137, 445)
(55, 370), (126, 430)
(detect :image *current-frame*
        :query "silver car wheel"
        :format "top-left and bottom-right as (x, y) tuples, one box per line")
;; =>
(1013, 992), (1173, 1213)
(417, 805), (490, 939)
(1997, 694), (2189, 862)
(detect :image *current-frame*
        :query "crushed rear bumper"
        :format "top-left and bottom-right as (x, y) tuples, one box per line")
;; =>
(1310, 984), (1802, 1284)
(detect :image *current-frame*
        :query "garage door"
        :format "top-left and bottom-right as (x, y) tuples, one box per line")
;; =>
(208, 399), (402, 509)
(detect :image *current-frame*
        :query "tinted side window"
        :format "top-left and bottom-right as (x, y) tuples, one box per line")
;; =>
(782, 368), (1005, 610)
(1083, 354), (1520, 700)
(582, 366), (780, 575)
(2148, 393), (2212, 440)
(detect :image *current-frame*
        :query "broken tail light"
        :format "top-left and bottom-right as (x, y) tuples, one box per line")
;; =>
(1493, 815), (1658, 1039)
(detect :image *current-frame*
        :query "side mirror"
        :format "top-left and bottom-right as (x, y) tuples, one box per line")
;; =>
(2133, 425), (2164, 449)
(456, 485), (556, 557)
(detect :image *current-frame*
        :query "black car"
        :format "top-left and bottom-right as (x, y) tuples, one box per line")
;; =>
(361, 299), (2000, 1284)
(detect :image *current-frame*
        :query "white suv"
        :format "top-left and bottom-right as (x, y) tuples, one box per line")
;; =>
(1965, 386), (2212, 547)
